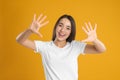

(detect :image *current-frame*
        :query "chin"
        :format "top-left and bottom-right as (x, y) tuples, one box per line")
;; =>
(57, 38), (66, 42)
(56, 37), (67, 42)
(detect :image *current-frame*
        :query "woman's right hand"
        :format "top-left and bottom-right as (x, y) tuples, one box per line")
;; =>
(29, 14), (49, 37)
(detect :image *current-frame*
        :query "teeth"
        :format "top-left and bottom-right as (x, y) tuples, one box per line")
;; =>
(58, 32), (65, 37)
(59, 33), (65, 36)
(60, 34), (64, 36)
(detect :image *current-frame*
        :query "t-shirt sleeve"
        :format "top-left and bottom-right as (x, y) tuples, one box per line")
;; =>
(34, 40), (45, 54)
(72, 41), (87, 55)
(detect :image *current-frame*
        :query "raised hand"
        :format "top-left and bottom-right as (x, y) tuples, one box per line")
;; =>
(82, 22), (97, 43)
(29, 14), (49, 37)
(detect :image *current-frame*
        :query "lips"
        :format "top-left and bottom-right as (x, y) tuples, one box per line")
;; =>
(58, 32), (66, 37)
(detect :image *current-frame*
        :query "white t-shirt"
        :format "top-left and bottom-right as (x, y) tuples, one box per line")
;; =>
(34, 40), (86, 80)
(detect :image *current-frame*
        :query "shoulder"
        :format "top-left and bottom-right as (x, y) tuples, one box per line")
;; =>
(34, 40), (52, 46)
(71, 40), (86, 45)
(70, 40), (87, 49)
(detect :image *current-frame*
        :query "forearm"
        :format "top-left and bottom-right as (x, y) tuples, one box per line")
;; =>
(93, 39), (106, 53)
(16, 29), (33, 43)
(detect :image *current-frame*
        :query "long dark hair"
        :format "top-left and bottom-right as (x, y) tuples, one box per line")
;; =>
(52, 14), (76, 42)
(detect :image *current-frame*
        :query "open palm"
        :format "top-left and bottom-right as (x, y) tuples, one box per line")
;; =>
(29, 14), (49, 37)
(82, 22), (97, 42)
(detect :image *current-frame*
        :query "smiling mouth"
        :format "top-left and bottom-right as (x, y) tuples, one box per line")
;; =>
(58, 32), (66, 37)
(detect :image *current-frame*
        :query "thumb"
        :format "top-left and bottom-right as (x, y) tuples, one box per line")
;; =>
(36, 32), (43, 38)
(81, 39), (88, 43)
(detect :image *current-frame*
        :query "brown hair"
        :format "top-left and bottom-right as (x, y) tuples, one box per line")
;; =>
(52, 14), (76, 42)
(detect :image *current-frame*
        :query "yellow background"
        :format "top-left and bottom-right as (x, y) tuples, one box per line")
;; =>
(0, 0), (120, 80)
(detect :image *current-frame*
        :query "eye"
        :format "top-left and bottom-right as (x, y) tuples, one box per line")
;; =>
(59, 24), (62, 27)
(66, 27), (71, 30)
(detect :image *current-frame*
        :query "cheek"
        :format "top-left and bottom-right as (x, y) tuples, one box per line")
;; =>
(56, 26), (60, 32)
(66, 30), (71, 36)
(55, 27), (60, 35)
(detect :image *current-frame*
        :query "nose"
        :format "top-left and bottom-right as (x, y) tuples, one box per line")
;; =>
(60, 26), (65, 32)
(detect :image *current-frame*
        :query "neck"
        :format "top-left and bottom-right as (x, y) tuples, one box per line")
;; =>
(54, 39), (67, 48)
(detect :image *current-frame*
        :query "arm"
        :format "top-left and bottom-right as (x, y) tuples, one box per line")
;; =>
(81, 22), (106, 53)
(16, 29), (35, 50)
(16, 14), (49, 50)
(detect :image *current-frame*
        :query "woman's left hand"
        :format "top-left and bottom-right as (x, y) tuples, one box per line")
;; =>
(81, 22), (97, 43)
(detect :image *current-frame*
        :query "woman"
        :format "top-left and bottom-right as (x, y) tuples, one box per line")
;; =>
(16, 14), (106, 80)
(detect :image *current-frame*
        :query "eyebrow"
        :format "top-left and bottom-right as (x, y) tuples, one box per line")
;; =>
(59, 22), (71, 28)
(58, 22), (63, 25)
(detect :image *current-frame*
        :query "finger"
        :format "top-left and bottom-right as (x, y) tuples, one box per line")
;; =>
(88, 22), (93, 30)
(39, 16), (47, 24)
(85, 22), (90, 32)
(40, 21), (49, 27)
(82, 26), (88, 35)
(94, 23), (97, 31)
(37, 14), (43, 22)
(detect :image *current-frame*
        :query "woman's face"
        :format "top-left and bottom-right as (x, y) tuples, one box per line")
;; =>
(55, 18), (71, 42)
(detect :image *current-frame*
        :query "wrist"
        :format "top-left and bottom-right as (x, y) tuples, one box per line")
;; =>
(92, 38), (99, 44)
(26, 28), (33, 33)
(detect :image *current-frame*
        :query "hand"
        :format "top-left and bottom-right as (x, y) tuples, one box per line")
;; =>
(81, 22), (97, 43)
(29, 14), (49, 37)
